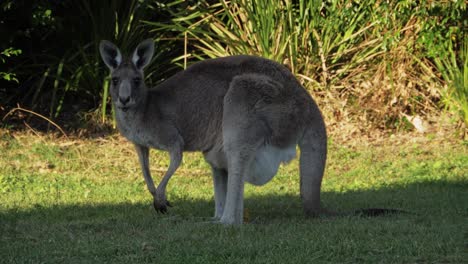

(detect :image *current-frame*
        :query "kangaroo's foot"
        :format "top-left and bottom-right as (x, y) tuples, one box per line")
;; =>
(153, 194), (172, 214)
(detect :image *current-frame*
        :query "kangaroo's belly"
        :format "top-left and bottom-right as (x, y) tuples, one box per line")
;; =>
(204, 144), (296, 186)
(246, 145), (296, 185)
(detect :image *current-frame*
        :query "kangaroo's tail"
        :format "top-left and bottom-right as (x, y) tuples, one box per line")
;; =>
(351, 208), (409, 217)
(298, 102), (328, 217)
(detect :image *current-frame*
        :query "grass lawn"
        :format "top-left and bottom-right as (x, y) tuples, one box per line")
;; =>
(0, 131), (466, 263)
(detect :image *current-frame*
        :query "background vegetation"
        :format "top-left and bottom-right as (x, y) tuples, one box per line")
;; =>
(150, 0), (467, 133)
(0, 0), (466, 136)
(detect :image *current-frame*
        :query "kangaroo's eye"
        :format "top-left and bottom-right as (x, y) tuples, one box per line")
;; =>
(111, 77), (119, 86)
(133, 77), (142, 85)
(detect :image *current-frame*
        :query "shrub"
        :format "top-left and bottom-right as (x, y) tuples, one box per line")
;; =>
(147, 0), (466, 131)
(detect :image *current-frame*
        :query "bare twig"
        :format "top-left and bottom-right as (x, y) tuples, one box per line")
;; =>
(22, 121), (42, 138)
(3, 105), (68, 138)
(184, 31), (188, 69)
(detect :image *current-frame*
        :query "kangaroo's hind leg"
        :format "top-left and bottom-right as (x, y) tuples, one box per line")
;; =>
(211, 166), (228, 219)
(220, 75), (270, 225)
(221, 117), (264, 225)
(221, 142), (264, 225)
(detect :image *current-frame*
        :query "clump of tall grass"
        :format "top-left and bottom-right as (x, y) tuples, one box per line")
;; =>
(434, 35), (467, 130)
(147, 0), (466, 132)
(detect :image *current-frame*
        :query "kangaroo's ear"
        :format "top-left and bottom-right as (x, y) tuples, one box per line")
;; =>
(132, 39), (154, 70)
(99, 40), (122, 70)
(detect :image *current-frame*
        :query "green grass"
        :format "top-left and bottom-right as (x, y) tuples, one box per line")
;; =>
(0, 132), (466, 263)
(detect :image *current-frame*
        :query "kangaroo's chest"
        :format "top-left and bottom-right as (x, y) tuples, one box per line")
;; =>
(116, 114), (170, 150)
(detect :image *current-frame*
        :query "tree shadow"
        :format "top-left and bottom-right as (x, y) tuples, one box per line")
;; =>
(1, 179), (465, 226)
(1, 179), (465, 264)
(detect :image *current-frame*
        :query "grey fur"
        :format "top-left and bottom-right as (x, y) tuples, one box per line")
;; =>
(99, 39), (327, 225)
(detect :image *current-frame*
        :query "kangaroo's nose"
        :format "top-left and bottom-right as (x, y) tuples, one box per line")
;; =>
(119, 96), (130, 105)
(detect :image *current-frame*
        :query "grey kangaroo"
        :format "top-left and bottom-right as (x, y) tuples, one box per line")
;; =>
(99, 39), (327, 225)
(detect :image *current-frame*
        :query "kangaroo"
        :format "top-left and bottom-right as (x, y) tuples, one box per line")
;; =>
(99, 39), (327, 225)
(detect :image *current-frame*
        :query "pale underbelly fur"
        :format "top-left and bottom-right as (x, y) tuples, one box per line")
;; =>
(246, 145), (296, 186)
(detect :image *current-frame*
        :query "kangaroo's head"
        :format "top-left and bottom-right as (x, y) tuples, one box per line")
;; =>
(99, 39), (154, 112)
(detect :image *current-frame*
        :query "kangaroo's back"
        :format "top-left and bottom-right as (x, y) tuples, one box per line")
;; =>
(152, 55), (311, 151)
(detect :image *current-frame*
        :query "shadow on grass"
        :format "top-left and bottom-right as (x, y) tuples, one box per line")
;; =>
(0, 179), (466, 264)
(1, 179), (465, 226)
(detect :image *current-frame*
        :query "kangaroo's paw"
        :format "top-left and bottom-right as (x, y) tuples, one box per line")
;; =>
(153, 197), (172, 214)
